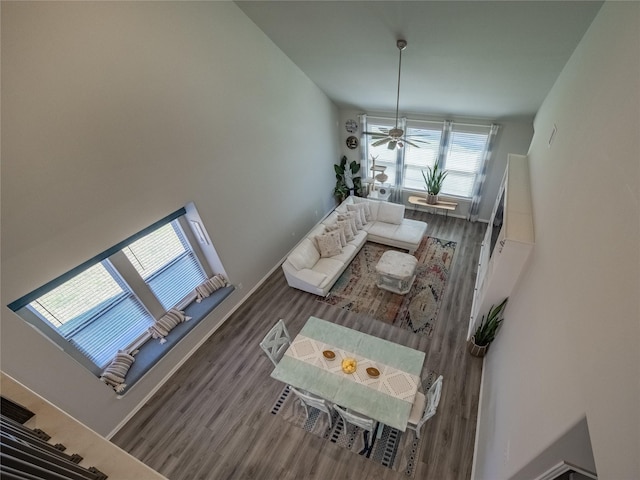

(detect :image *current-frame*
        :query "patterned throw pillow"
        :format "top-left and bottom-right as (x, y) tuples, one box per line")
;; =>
(100, 350), (136, 393)
(325, 223), (347, 247)
(335, 220), (355, 242)
(314, 230), (343, 258)
(148, 308), (192, 343)
(195, 274), (228, 303)
(347, 203), (367, 226)
(338, 213), (359, 234)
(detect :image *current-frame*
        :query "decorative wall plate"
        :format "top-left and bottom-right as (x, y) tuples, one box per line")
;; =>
(346, 136), (358, 149)
(345, 119), (358, 133)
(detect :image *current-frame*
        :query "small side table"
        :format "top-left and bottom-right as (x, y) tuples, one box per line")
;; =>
(408, 195), (457, 217)
(375, 250), (418, 295)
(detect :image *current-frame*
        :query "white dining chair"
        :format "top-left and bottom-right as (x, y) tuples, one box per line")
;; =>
(333, 405), (376, 434)
(259, 319), (291, 366)
(289, 386), (334, 428)
(406, 375), (443, 439)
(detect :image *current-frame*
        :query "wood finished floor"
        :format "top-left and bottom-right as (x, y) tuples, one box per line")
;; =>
(112, 210), (486, 480)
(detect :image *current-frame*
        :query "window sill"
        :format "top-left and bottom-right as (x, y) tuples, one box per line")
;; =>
(113, 285), (235, 396)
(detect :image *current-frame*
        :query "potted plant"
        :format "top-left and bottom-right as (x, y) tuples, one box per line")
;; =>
(334, 156), (362, 202)
(468, 298), (508, 357)
(421, 164), (448, 205)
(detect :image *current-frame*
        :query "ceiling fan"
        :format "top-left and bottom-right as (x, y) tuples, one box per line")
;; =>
(365, 39), (429, 150)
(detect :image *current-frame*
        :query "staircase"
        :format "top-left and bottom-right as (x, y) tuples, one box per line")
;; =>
(0, 372), (166, 480)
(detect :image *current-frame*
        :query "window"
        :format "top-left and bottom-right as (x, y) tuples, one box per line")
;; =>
(123, 222), (205, 310)
(363, 117), (493, 198)
(8, 209), (211, 373)
(402, 122), (443, 191)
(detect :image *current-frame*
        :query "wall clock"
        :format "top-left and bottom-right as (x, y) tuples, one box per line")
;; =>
(346, 136), (358, 149)
(345, 119), (358, 133)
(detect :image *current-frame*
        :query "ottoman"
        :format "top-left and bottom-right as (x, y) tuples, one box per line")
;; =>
(375, 250), (418, 295)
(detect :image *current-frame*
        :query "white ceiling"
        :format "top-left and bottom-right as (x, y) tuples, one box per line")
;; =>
(236, 1), (603, 120)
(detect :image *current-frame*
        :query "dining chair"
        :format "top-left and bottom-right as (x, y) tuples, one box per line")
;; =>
(333, 405), (376, 434)
(259, 319), (292, 366)
(289, 386), (334, 428)
(406, 374), (443, 439)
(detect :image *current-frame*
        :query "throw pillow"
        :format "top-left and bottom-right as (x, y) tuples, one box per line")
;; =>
(148, 308), (192, 343)
(347, 203), (367, 225)
(348, 210), (363, 230)
(325, 223), (347, 247)
(100, 350), (136, 393)
(315, 230), (343, 258)
(338, 212), (360, 234)
(195, 274), (229, 303)
(335, 220), (355, 242)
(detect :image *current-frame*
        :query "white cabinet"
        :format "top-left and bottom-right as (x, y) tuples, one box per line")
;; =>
(467, 154), (534, 339)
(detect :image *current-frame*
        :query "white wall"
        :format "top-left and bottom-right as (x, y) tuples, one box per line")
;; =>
(1, 1), (339, 436)
(473, 2), (639, 479)
(339, 108), (533, 220)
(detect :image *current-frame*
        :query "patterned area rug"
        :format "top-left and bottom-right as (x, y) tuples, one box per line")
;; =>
(318, 237), (456, 336)
(270, 371), (438, 478)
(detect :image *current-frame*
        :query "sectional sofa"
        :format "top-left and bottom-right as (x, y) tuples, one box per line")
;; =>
(282, 196), (428, 296)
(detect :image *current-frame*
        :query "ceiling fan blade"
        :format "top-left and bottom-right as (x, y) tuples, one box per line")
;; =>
(405, 137), (431, 144)
(372, 137), (392, 147)
(402, 138), (428, 148)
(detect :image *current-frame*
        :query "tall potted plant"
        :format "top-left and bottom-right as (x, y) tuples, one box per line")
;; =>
(468, 298), (508, 357)
(334, 156), (362, 202)
(421, 164), (448, 205)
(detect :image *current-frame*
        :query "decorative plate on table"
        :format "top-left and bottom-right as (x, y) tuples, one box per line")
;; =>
(366, 367), (380, 378)
(322, 350), (336, 360)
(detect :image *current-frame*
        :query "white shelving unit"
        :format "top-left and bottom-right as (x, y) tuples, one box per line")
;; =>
(467, 154), (535, 340)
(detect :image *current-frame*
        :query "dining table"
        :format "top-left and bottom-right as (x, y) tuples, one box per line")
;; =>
(270, 316), (426, 433)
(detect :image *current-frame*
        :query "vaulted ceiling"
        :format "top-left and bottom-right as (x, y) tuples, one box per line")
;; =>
(236, 1), (603, 120)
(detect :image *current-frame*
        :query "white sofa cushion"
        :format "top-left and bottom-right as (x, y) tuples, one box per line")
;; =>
(288, 238), (320, 271)
(377, 202), (405, 225)
(313, 257), (345, 280)
(367, 218), (426, 246)
(295, 268), (328, 287)
(328, 244), (358, 263)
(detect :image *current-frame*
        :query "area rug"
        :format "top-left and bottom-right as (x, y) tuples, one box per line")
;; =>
(318, 237), (456, 336)
(270, 371), (438, 478)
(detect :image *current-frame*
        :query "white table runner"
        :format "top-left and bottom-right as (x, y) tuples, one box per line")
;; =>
(285, 334), (420, 403)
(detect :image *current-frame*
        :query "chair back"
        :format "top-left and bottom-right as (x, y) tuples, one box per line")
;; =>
(290, 387), (331, 414)
(416, 375), (443, 431)
(333, 405), (375, 432)
(259, 319), (291, 366)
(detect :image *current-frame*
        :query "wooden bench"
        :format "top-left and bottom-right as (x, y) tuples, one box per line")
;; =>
(408, 195), (458, 217)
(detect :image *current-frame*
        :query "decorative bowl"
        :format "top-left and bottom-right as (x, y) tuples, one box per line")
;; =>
(322, 350), (336, 360)
(366, 367), (380, 378)
(341, 358), (357, 374)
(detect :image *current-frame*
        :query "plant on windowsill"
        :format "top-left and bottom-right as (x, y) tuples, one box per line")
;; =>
(421, 164), (448, 205)
(468, 298), (508, 358)
(334, 156), (362, 203)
